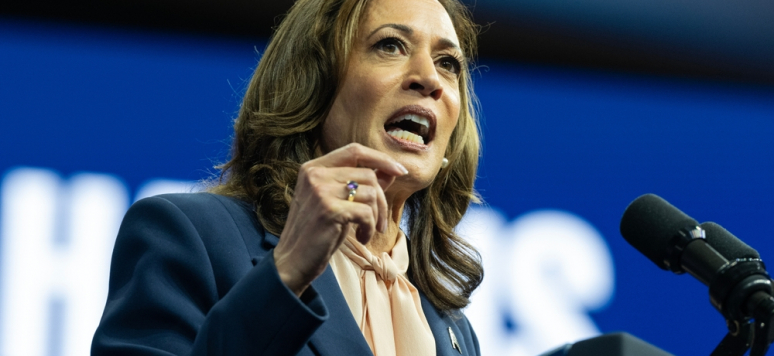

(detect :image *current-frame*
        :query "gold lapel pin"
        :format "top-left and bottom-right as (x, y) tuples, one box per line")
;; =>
(448, 327), (461, 354)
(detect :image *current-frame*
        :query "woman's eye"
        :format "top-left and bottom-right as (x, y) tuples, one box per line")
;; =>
(439, 57), (462, 75)
(375, 38), (403, 55)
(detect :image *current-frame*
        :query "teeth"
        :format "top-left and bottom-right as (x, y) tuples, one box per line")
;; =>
(388, 129), (425, 144)
(387, 114), (430, 130)
(405, 114), (429, 128)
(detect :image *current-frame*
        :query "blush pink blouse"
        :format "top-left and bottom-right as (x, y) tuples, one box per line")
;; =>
(329, 232), (436, 356)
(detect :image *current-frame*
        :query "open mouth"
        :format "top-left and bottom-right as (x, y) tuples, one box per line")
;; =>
(384, 114), (432, 145)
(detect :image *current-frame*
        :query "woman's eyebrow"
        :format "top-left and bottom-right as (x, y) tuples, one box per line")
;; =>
(368, 23), (412, 39)
(437, 37), (461, 52)
(368, 23), (460, 51)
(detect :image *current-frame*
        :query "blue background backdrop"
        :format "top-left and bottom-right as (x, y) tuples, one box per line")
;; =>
(2, 17), (774, 355)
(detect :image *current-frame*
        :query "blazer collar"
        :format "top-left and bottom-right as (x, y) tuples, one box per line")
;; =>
(420, 291), (470, 356)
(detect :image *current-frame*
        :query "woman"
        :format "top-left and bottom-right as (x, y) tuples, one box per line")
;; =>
(91, 0), (483, 354)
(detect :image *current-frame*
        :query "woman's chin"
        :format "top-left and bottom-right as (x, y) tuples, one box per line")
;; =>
(392, 164), (438, 193)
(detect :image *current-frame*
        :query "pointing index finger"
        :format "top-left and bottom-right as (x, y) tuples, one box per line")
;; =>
(315, 143), (408, 176)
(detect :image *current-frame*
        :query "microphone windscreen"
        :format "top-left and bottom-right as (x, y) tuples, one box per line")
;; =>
(701, 222), (760, 260)
(620, 194), (699, 270)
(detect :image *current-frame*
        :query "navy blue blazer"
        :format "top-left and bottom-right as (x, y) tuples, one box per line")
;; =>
(92, 193), (480, 356)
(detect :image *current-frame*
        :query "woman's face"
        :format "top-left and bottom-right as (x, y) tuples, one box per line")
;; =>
(321, 0), (463, 195)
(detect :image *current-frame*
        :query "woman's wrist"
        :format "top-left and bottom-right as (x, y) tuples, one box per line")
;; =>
(273, 250), (310, 297)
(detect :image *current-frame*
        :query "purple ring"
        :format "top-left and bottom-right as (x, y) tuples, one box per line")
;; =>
(346, 181), (358, 201)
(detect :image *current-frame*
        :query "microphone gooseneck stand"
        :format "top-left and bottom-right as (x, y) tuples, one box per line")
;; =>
(708, 257), (774, 356)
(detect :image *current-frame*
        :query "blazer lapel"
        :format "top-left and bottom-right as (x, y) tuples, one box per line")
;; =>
(309, 266), (374, 356)
(421, 292), (469, 356)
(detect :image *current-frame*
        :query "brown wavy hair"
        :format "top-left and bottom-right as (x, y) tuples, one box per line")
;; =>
(212, 0), (483, 311)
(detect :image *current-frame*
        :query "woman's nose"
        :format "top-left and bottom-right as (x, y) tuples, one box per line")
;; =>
(402, 53), (443, 100)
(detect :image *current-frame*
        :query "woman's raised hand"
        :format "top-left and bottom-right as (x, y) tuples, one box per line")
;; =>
(273, 143), (408, 296)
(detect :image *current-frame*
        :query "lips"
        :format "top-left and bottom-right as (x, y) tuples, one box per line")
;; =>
(383, 105), (436, 146)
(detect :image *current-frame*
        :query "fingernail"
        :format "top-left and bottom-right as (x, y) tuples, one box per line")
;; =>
(381, 218), (388, 233)
(395, 162), (409, 175)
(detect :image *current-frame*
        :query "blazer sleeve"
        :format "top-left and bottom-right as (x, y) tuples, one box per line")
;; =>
(91, 196), (329, 356)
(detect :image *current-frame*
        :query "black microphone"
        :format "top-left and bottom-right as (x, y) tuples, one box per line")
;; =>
(620, 193), (727, 284)
(701, 221), (760, 260)
(620, 194), (773, 322)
